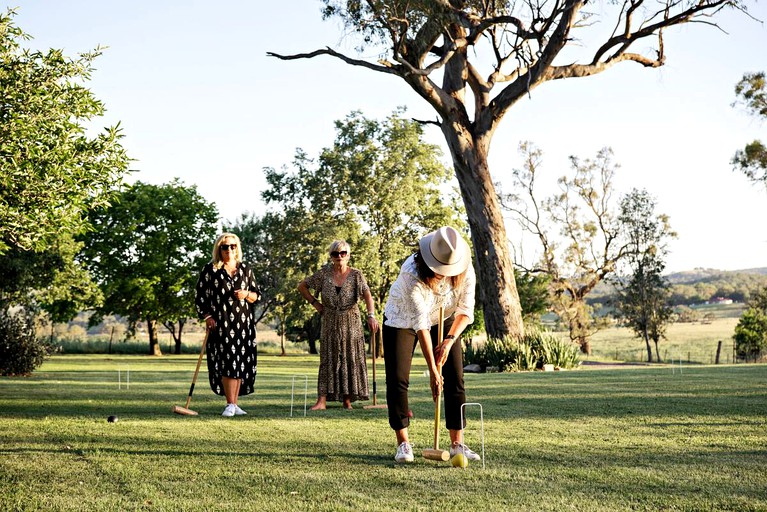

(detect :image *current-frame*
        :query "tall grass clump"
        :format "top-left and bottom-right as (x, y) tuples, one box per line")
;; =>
(533, 330), (581, 369)
(464, 329), (580, 371)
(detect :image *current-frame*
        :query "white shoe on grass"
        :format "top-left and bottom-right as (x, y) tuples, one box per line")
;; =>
(395, 441), (414, 463)
(233, 405), (247, 415)
(450, 442), (481, 461)
(222, 404), (236, 417)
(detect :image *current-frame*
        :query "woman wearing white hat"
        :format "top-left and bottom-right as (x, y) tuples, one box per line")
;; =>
(382, 226), (480, 463)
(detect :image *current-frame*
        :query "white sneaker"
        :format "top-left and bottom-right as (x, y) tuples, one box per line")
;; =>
(233, 404), (247, 416)
(450, 442), (481, 461)
(222, 404), (236, 417)
(395, 442), (414, 463)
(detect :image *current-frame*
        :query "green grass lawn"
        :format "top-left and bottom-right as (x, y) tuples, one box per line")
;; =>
(1, 354), (766, 511)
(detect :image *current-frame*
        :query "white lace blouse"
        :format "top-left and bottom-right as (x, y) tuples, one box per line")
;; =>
(384, 254), (475, 332)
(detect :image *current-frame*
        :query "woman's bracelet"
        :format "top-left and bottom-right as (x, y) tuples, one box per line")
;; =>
(444, 334), (455, 340)
(367, 313), (375, 318)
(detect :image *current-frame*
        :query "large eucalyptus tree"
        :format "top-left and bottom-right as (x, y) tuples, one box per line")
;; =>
(269, 0), (750, 340)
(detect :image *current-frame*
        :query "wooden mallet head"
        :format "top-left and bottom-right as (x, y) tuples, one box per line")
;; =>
(422, 448), (450, 461)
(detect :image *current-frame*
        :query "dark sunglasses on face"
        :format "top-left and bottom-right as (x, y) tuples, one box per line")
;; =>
(330, 251), (348, 258)
(220, 244), (238, 251)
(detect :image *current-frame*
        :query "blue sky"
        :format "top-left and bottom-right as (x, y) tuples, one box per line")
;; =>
(8, 0), (767, 272)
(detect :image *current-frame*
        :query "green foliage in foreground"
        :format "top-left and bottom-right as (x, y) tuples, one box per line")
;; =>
(1, 355), (765, 511)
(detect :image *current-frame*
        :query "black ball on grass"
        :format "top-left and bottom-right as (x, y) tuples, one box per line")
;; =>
(107, 415), (118, 423)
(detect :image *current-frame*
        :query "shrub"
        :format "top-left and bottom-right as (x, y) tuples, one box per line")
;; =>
(535, 331), (581, 369)
(463, 329), (580, 372)
(733, 308), (767, 362)
(0, 309), (55, 376)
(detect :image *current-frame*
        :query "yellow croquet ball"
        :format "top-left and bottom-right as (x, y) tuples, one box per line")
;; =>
(451, 453), (468, 468)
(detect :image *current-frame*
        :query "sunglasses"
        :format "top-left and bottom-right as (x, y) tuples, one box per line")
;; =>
(330, 251), (348, 258)
(220, 244), (238, 251)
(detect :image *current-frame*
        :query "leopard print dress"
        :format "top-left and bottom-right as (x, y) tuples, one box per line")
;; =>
(304, 264), (370, 403)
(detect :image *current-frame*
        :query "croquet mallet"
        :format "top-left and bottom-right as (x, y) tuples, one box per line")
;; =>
(364, 328), (388, 409)
(172, 330), (208, 416)
(423, 306), (450, 461)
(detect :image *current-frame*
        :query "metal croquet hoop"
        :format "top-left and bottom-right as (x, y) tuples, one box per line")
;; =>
(118, 366), (130, 390)
(671, 353), (683, 375)
(460, 402), (485, 469)
(290, 375), (308, 418)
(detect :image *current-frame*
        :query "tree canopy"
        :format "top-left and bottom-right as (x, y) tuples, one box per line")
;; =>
(0, 9), (129, 255)
(270, 0), (750, 341)
(238, 110), (464, 351)
(732, 71), (767, 188)
(79, 180), (218, 355)
(503, 143), (628, 353)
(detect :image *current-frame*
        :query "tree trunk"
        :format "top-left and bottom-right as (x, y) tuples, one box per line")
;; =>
(147, 318), (162, 356)
(643, 330), (653, 362)
(575, 334), (591, 356)
(280, 316), (286, 357)
(163, 320), (185, 354)
(173, 320), (185, 355)
(441, 126), (524, 340)
(653, 338), (662, 363)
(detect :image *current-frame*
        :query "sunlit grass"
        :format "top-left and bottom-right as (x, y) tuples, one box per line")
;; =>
(587, 317), (740, 364)
(1, 354), (766, 511)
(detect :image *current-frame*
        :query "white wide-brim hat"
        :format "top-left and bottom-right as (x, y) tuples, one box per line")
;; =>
(419, 226), (470, 277)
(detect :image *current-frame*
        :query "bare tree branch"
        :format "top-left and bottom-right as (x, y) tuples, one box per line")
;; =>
(267, 48), (398, 76)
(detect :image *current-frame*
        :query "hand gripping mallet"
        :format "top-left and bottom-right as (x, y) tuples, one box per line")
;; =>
(423, 306), (450, 461)
(172, 330), (208, 416)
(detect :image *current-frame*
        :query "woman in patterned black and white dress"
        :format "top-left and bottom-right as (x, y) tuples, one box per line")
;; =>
(195, 233), (260, 417)
(298, 240), (379, 410)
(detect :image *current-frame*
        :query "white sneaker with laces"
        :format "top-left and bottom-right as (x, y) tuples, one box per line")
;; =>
(233, 404), (247, 416)
(395, 441), (414, 463)
(450, 442), (481, 461)
(222, 404), (236, 417)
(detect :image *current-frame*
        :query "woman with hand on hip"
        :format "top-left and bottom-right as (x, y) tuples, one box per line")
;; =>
(298, 240), (379, 410)
(195, 233), (260, 417)
(383, 226), (480, 463)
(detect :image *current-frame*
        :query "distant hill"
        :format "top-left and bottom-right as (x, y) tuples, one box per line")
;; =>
(585, 267), (767, 306)
(666, 267), (767, 283)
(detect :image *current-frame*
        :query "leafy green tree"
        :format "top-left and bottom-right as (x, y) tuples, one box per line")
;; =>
(733, 308), (767, 362)
(615, 189), (675, 363)
(269, 0), (745, 341)
(515, 270), (551, 326)
(249, 110), (464, 351)
(80, 180), (218, 355)
(749, 287), (767, 312)
(0, 10), (129, 255)
(733, 285), (767, 362)
(503, 143), (628, 354)
(732, 72), (767, 188)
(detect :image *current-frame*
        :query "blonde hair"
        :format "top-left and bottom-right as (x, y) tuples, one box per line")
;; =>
(212, 232), (243, 268)
(327, 240), (350, 256)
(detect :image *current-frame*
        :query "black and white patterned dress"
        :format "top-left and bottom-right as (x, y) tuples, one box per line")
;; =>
(304, 264), (369, 403)
(195, 261), (259, 397)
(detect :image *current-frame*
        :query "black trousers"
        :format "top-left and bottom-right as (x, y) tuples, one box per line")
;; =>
(383, 316), (466, 431)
